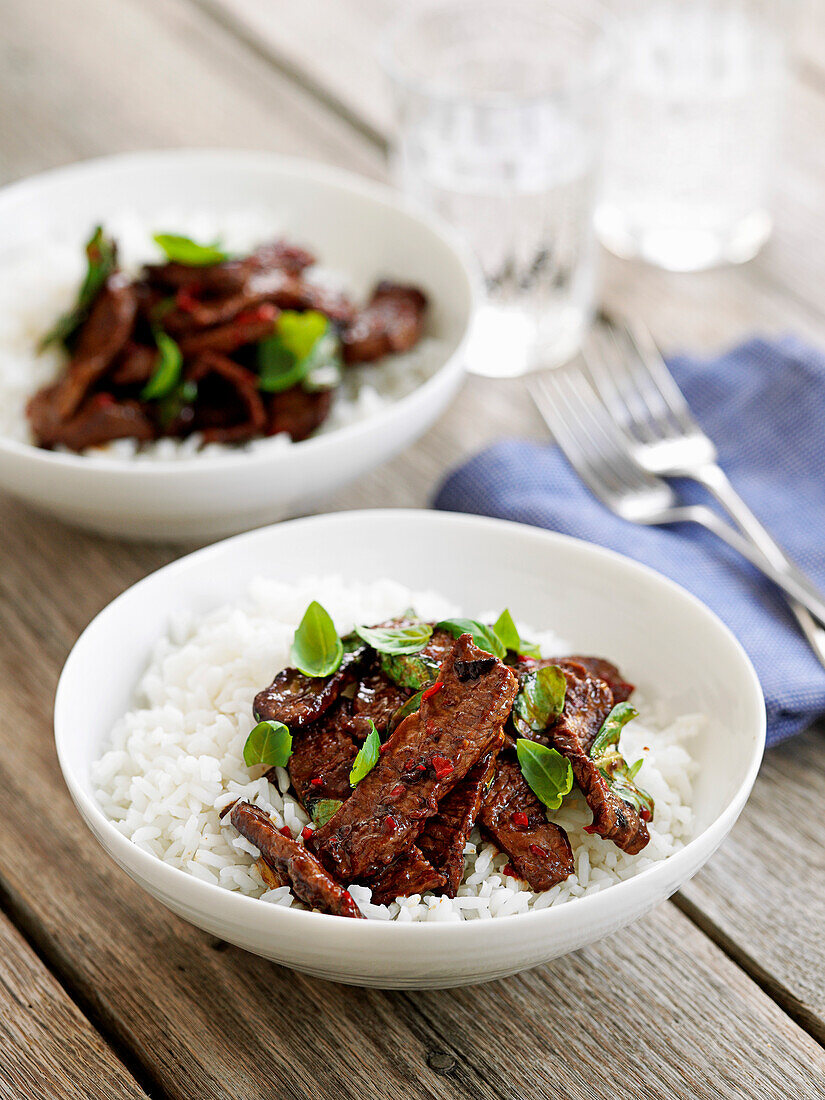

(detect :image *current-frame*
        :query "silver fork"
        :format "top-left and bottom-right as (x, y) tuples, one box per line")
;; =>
(529, 366), (825, 662)
(582, 314), (825, 635)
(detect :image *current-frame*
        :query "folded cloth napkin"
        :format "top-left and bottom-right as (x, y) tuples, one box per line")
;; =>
(434, 336), (825, 745)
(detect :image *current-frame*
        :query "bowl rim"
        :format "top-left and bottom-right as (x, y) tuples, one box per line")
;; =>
(54, 509), (767, 945)
(0, 149), (480, 478)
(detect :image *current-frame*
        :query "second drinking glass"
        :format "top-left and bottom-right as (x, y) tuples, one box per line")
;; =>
(382, 0), (617, 377)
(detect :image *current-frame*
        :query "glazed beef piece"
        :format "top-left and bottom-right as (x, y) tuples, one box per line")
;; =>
(230, 802), (363, 918)
(547, 663), (649, 854)
(287, 703), (358, 814)
(479, 753), (574, 892)
(348, 665), (412, 740)
(187, 352), (267, 444)
(109, 343), (158, 387)
(558, 656), (634, 706)
(268, 385), (333, 442)
(254, 649), (363, 728)
(342, 281), (428, 364)
(178, 303), (278, 358)
(144, 239), (316, 296)
(26, 387), (155, 451)
(310, 634), (517, 881)
(365, 847), (446, 905)
(418, 750), (498, 897)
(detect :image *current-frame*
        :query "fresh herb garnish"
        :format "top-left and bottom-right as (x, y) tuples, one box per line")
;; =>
(311, 798), (343, 827)
(378, 651), (440, 690)
(512, 664), (566, 736)
(515, 739), (573, 811)
(589, 702), (639, 759)
(354, 621), (433, 655)
(258, 310), (342, 394)
(435, 618), (506, 659)
(141, 331), (183, 400)
(291, 601), (343, 678)
(492, 609), (541, 659)
(152, 233), (228, 266)
(39, 225), (117, 350)
(589, 703), (654, 819)
(389, 689), (425, 731)
(349, 720), (381, 786)
(243, 720), (293, 768)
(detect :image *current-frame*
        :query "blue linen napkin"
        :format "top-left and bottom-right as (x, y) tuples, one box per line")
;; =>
(434, 336), (825, 745)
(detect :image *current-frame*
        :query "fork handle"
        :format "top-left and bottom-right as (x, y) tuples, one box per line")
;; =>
(690, 463), (825, 626)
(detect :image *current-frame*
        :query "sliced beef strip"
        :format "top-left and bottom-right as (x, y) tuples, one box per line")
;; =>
(342, 281), (428, 364)
(230, 802), (363, 919)
(109, 343), (158, 387)
(521, 659), (613, 755)
(547, 663), (650, 854)
(267, 385), (332, 442)
(47, 276), (138, 421)
(288, 702), (358, 814)
(479, 753), (574, 892)
(27, 387), (155, 451)
(144, 239), (316, 295)
(177, 303), (278, 357)
(565, 656), (635, 705)
(365, 847), (446, 905)
(420, 627), (458, 667)
(309, 634), (517, 881)
(418, 750), (498, 897)
(254, 648), (363, 728)
(187, 352), (267, 444)
(347, 664), (412, 740)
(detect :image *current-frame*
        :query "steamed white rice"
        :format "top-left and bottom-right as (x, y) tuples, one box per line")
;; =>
(92, 577), (700, 921)
(0, 209), (445, 458)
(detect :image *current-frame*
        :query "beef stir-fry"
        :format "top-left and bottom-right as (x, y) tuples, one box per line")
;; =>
(229, 602), (655, 919)
(28, 227), (428, 452)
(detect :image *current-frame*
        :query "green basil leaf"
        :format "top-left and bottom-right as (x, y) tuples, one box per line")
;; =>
(153, 233), (228, 266)
(627, 757), (644, 781)
(243, 720), (292, 768)
(291, 600), (343, 678)
(492, 609), (541, 659)
(513, 665), (566, 736)
(389, 689), (424, 733)
(606, 773), (655, 819)
(39, 225), (117, 350)
(589, 702), (639, 760)
(354, 621), (433, 655)
(257, 311), (342, 394)
(515, 739), (573, 811)
(349, 720), (381, 786)
(311, 798), (343, 827)
(379, 651), (440, 690)
(435, 618), (506, 659)
(141, 331), (183, 400)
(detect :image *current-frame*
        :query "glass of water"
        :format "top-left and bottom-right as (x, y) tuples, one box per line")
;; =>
(597, 0), (787, 271)
(382, 0), (617, 377)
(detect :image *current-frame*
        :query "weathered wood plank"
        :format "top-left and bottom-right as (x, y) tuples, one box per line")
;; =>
(0, 525), (822, 1100)
(0, 0), (382, 186)
(677, 726), (825, 1043)
(0, 909), (149, 1100)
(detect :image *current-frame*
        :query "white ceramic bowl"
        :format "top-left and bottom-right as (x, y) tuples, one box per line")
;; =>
(0, 152), (476, 540)
(55, 510), (766, 988)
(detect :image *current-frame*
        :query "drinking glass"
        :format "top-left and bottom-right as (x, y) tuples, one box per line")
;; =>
(596, 0), (787, 271)
(382, 0), (617, 377)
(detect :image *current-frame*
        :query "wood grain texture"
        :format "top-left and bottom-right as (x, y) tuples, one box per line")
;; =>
(0, 909), (148, 1100)
(0, 0), (824, 1095)
(0, 544), (822, 1100)
(678, 726), (825, 1042)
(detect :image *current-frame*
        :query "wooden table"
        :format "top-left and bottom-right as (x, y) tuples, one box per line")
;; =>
(1, 2), (823, 1097)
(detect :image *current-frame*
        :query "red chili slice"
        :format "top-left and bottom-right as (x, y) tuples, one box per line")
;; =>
(431, 755), (454, 780)
(640, 808), (652, 822)
(279, 826), (292, 838)
(300, 826), (314, 841)
(385, 815), (397, 834)
(234, 303), (278, 326)
(583, 825), (599, 835)
(529, 843), (548, 858)
(511, 811), (529, 828)
(503, 864), (518, 878)
(389, 784), (405, 797)
(310, 777), (323, 787)
(422, 681), (443, 701)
